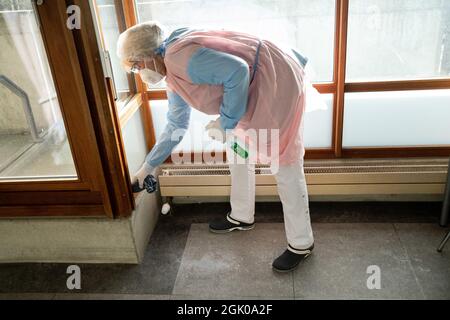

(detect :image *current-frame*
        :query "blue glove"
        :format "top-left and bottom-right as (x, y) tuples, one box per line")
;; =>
(131, 163), (157, 193)
(132, 175), (157, 194)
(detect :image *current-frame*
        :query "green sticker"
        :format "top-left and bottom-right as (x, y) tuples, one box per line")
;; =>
(231, 142), (249, 159)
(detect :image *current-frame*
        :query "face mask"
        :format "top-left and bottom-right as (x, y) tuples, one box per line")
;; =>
(139, 59), (165, 86)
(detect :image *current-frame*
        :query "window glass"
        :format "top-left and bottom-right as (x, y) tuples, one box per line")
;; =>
(150, 100), (225, 155)
(0, 0), (77, 180)
(150, 93), (334, 154)
(135, 0), (336, 82)
(343, 90), (450, 147)
(303, 94), (333, 148)
(122, 110), (148, 176)
(94, 0), (136, 110)
(346, 0), (450, 82)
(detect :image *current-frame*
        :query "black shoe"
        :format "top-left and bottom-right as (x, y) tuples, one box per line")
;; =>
(131, 175), (157, 193)
(209, 213), (255, 234)
(272, 244), (314, 273)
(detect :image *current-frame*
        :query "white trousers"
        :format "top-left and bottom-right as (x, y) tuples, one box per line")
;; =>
(229, 160), (314, 252)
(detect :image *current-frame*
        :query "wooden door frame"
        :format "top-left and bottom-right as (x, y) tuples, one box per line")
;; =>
(70, 0), (136, 217)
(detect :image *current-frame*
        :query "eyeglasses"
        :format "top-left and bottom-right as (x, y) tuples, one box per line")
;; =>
(130, 62), (141, 74)
(129, 59), (158, 74)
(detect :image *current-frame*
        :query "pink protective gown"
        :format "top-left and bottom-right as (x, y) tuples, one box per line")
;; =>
(163, 30), (307, 165)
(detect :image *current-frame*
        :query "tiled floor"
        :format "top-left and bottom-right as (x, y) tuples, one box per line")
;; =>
(0, 202), (448, 300)
(292, 223), (422, 299)
(173, 224), (294, 299)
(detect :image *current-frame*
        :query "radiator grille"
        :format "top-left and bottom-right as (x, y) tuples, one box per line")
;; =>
(161, 158), (449, 176)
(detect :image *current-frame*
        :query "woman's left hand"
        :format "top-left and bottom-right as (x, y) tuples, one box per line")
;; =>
(205, 118), (226, 143)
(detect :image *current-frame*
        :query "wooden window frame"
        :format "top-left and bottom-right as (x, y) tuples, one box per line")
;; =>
(335, 0), (450, 159)
(3, 0), (447, 218)
(92, 0), (137, 102)
(127, 0), (450, 160)
(121, 0), (156, 152)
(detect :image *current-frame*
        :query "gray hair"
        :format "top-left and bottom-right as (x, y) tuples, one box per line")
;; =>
(117, 21), (164, 63)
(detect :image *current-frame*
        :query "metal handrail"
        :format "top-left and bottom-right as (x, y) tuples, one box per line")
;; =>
(0, 74), (42, 142)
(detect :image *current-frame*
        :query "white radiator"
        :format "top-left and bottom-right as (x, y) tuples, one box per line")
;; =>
(159, 157), (448, 202)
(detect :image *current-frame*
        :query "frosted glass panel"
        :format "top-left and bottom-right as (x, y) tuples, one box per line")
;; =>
(150, 100), (225, 154)
(304, 94), (333, 148)
(343, 90), (450, 147)
(136, 0), (336, 82)
(150, 94), (333, 154)
(122, 110), (148, 176)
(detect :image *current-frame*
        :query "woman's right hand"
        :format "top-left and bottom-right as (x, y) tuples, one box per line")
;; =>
(131, 163), (157, 193)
